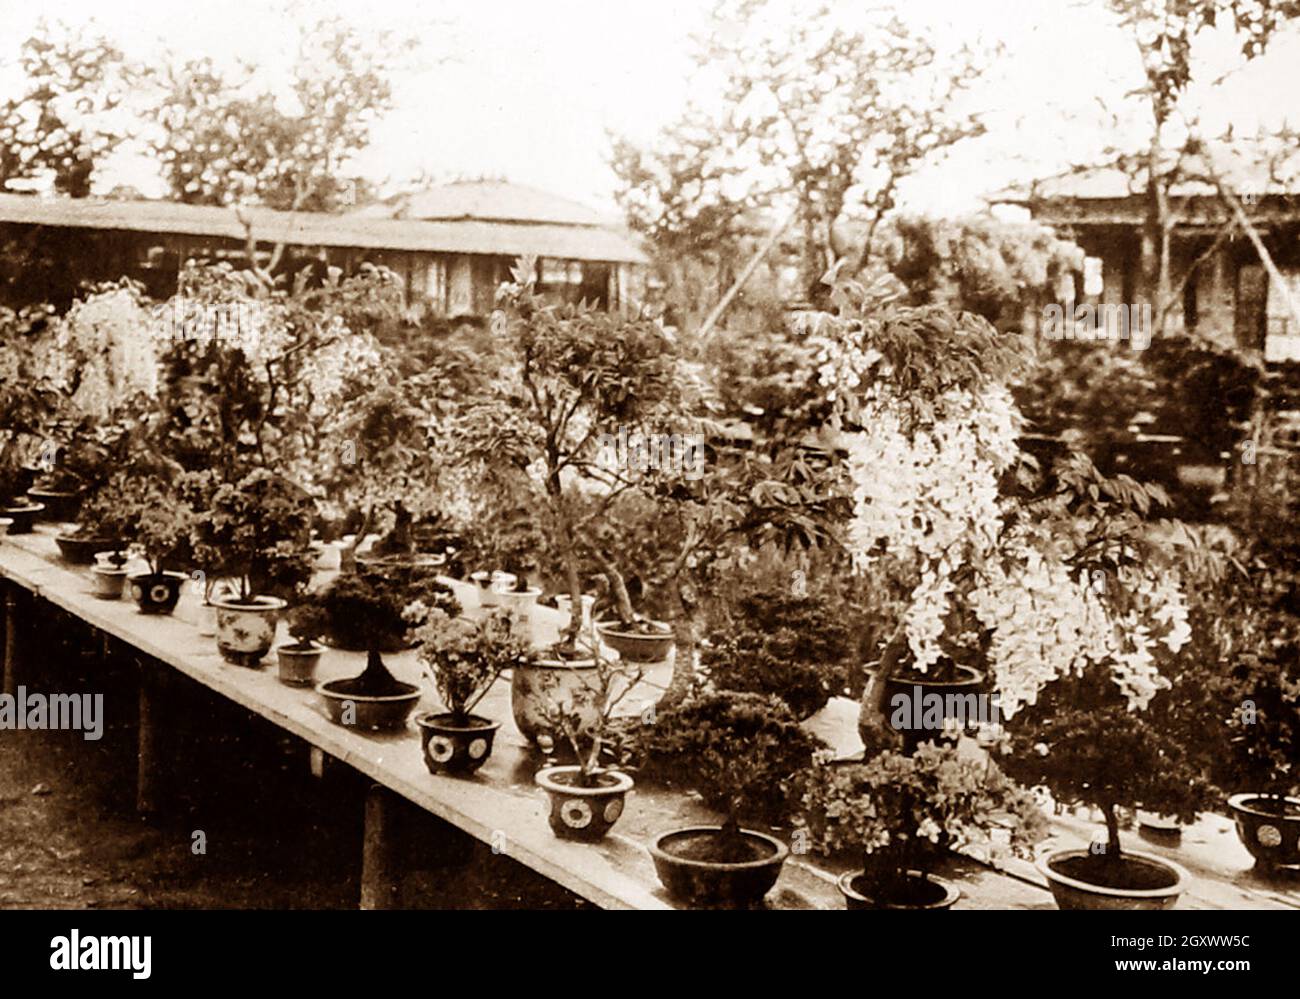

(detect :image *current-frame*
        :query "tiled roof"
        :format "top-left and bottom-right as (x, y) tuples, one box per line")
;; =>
(353, 180), (613, 227)
(0, 191), (648, 264)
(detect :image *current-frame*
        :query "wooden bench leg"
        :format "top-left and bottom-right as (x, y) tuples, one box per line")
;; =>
(360, 783), (401, 910)
(3, 586), (23, 699)
(136, 662), (164, 816)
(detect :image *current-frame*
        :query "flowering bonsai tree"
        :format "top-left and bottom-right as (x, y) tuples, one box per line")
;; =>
(412, 608), (534, 727)
(795, 742), (1046, 907)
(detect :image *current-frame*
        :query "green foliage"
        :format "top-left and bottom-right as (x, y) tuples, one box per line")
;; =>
(632, 690), (827, 826)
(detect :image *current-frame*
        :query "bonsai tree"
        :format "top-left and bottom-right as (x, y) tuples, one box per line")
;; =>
(634, 690), (827, 834)
(314, 567), (461, 696)
(192, 467), (317, 602)
(412, 608), (534, 726)
(283, 602), (330, 653)
(449, 256), (686, 654)
(0, 304), (64, 503)
(534, 643), (644, 784)
(701, 587), (855, 720)
(795, 742), (1046, 907)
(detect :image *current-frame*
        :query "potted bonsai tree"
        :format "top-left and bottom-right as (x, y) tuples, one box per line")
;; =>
(635, 690), (827, 907)
(314, 567), (460, 731)
(533, 645), (643, 841)
(276, 601), (331, 687)
(700, 587), (855, 720)
(795, 742), (1046, 910)
(0, 304), (62, 532)
(411, 608), (534, 776)
(197, 468), (316, 666)
(119, 475), (195, 615)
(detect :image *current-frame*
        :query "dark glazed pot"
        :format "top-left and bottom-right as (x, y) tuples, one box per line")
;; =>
(28, 487), (81, 523)
(596, 620), (674, 663)
(535, 766), (633, 841)
(55, 534), (123, 565)
(649, 826), (788, 907)
(1036, 848), (1189, 910)
(837, 870), (960, 910)
(1228, 794), (1300, 871)
(416, 712), (501, 776)
(128, 571), (186, 615)
(1, 502), (44, 534)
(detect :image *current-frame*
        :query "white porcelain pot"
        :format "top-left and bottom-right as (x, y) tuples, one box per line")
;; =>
(211, 596), (286, 667)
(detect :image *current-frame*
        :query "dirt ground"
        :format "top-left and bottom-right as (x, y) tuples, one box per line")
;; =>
(0, 604), (590, 910)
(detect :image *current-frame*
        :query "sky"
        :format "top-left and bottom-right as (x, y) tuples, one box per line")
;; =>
(2, 0), (1299, 217)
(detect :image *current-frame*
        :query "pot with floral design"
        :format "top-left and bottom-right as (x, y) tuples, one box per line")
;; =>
(511, 654), (600, 749)
(415, 712), (501, 776)
(1227, 793), (1300, 871)
(211, 595), (286, 666)
(535, 766), (633, 841)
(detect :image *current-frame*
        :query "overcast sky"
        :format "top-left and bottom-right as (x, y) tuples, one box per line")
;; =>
(2, 0), (1298, 215)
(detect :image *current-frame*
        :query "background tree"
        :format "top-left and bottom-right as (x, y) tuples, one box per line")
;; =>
(0, 22), (130, 197)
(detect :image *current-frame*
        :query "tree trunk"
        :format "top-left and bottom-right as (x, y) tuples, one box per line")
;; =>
(662, 577), (697, 707)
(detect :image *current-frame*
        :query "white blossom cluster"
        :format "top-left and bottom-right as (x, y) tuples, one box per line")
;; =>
(52, 286), (159, 419)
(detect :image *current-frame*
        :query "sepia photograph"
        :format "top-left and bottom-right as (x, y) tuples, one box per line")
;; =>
(0, 0), (1296, 975)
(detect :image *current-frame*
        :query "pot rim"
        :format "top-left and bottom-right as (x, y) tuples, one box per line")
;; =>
(56, 533), (119, 545)
(28, 486), (80, 498)
(886, 664), (983, 687)
(276, 642), (324, 656)
(314, 678), (421, 703)
(415, 711), (500, 733)
(525, 657), (598, 671)
(1035, 847), (1189, 899)
(211, 595), (288, 612)
(1227, 792), (1300, 818)
(536, 765), (633, 795)
(595, 618), (673, 639)
(1, 501), (44, 514)
(496, 586), (543, 599)
(836, 869), (961, 909)
(648, 825), (790, 870)
(127, 570), (188, 582)
(91, 564), (130, 576)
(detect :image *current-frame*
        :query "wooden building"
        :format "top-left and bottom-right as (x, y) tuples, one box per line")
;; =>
(0, 180), (648, 313)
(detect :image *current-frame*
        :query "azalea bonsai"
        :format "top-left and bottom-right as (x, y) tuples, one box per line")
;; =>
(411, 608), (535, 776)
(795, 742), (1046, 909)
(116, 472), (195, 615)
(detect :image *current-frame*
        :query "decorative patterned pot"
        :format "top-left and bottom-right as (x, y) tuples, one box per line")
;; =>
(1228, 793), (1300, 870)
(211, 596), (286, 666)
(1036, 848), (1189, 910)
(837, 870), (960, 910)
(535, 766), (633, 841)
(276, 643), (323, 686)
(649, 826), (789, 908)
(90, 565), (129, 600)
(596, 620), (674, 663)
(1, 502), (44, 534)
(415, 712), (500, 776)
(128, 571), (186, 615)
(510, 656), (600, 749)
(495, 587), (541, 642)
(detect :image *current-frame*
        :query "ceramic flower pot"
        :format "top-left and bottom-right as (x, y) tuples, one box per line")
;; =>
(211, 596), (286, 666)
(90, 564), (129, 600)
(1, 502), (44, 534)
(535, 766), (633, 841)
(837, 870), (960, 910)
(1228, 793), (1300, 870)
(555, 594), (596, 634)
(495, 587), (542, 642)
(415, 712), (501, 776)
(316, 677), (421, 731)
(871, 664), (985, 753)
(27, 487), (81, 523)
(0, 517), (12, 537)
(56, 534), (124, 566)
(1036, 847), (1189, 910)
(649, 826), (789, 908)
(510, 655), (600, 750)
(276, 643), (324, 687)
(596, 619), (674, 663)
(128, 571), (187, 615)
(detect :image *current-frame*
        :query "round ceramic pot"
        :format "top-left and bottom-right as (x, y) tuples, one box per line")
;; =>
(56, 534), (124, 566)
(276, 643), (323, 687)
(872, 665), (985, 753)
(27, 488), (81, 523)
(555, 594), (596, 635)
(596, 620), (674, 663)
(0, 517), (12, 537)
(1227, 793), (1300, 870)
(649, 826), (789, 908)
(837, 870), (960, 910)
(90, 564), (129, 600)
(211, 596), (286, 666)
(415, 712), (501, 776)
(1, 502), (44, 534)
(536, 766), (633, 841)
(1036, 847), (1189, 910)
(128, 571), (187, 615)
(316, 678), (421, 731)
(495, 587), (541, 642)
(510, 656), (600, 749)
